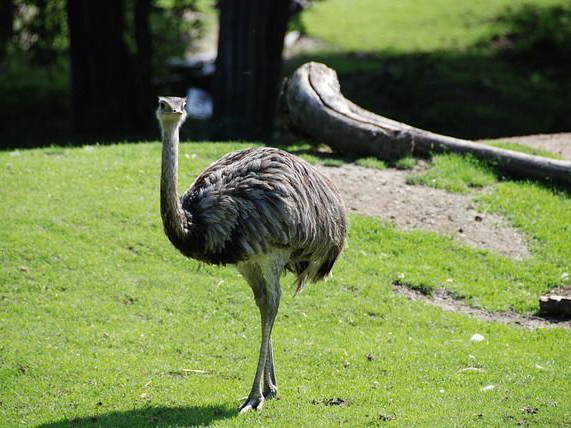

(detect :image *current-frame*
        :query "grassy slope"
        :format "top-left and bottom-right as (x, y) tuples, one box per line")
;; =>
(1, 143), (570, 427)
(303, 0), (565, 53)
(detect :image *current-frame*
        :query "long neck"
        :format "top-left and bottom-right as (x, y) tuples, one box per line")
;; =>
(160, 121), (189, 242)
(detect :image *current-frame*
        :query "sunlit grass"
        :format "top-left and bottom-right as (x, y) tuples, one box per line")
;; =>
(406, 154), (496, 193)
(1, 143), (570, 426)
(393, 156), (416, 170)
(303, 0), (565, 54)
(355, 157), (387, 170)
(403, 151), (570, 292)
(485, 140), (563, 159)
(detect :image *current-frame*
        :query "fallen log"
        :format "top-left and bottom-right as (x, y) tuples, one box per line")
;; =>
(540, 294), (571, 317)
(282, 62), (571, 187)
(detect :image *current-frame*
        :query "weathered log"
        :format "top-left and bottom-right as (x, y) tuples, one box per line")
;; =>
(282, 62), (571, 187)
(539, 295), (571, 317)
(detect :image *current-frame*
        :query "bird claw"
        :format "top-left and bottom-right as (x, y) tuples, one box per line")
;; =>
(263, 385), (278, 400)
(239, 395), (265, 414)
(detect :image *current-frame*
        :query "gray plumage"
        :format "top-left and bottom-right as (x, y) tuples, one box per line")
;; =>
(156, 96), (347, 412)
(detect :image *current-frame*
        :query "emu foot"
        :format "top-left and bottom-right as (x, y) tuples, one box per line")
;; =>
(239, 394), (265, 414)
(263, 384), (278, 400)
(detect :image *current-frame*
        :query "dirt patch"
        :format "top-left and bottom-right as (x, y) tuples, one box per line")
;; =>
(316, 163), (530, 260)
(315, 134), (570, 258)
(393, 281), (571, 329)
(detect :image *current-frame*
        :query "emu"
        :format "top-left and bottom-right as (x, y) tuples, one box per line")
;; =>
(156, 96), (347, 412)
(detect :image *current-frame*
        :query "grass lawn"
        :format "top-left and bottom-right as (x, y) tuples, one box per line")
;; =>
(1, 142), (570, 426)
(302, 0), (566, 53)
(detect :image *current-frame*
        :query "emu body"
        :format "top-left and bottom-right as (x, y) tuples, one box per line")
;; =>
(156, 96), (347, 412)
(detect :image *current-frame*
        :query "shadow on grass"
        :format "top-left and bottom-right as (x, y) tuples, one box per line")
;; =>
(37, 405), (237, 428)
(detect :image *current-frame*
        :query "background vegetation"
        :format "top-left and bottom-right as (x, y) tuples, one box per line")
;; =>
(0, 0), (207, 147)
(1, 0), (570, 148)
(291, 0), (571, 139)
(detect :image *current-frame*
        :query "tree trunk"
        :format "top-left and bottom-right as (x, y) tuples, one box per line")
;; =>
(0, 0), (14, 64)
(283, 62), (571, 187)
(213, 0), (291, 140)
(66, 0), (153, 137)
(133, 0), (155, 130)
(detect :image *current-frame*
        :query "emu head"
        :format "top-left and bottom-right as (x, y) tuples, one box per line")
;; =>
(156, 96), (188, 128)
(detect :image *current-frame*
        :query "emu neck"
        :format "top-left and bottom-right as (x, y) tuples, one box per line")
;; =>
(160, 121), (188, 242)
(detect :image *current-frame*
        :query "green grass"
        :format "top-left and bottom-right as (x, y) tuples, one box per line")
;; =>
(404, 152), (571, 300)
(479, 182), (571, 270)
(393, 156), (416, 170)
(281, 143), (347, 167)
(1, 143), (570, 426)
(303, 0), (566, 54)
(485, 141), (563, 159)
(281, 144), (412, 171)
(407, 154), (497, 193)
(355, 157), (386, 170)
(354, 156), (416, 171)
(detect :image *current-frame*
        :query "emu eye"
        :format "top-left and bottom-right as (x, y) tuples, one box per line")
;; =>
(182, 102), (187, 111)
(159, 101), (166, 109)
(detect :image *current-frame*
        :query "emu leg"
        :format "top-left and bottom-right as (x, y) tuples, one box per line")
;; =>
(263, 338), (278, 399)
(239, 283), (280, 413)
(237, 259), (283, 413)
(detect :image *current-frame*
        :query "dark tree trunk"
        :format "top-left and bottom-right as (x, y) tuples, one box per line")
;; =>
(133, 0), (155, 129)
(213, 0), (291, 140)
(0, 0), (14, 64)
(66, 0), (154, 137)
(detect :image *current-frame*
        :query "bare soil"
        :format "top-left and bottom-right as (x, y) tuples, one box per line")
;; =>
(317, 163), (531, 259)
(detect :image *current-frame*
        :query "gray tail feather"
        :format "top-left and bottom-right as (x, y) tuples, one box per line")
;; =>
(293, 247), (343, 295)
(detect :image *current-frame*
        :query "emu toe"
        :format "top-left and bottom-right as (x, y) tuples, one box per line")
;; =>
(239, 394), (265, 413)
